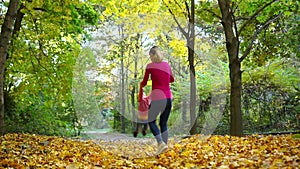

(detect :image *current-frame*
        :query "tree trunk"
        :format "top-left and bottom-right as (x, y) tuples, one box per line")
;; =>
(177, 63), (186, 123)
(218, 0), (243, 136)
(229, 59), (242, 136)
(117, 25), (126, 133)
(182, 99), (187, 122)
(131, 34), (140, 130)
(120, 45), (125, 133)
(189, 47), (197, 135)
(131, 71), (137, 130)
(189, 0), (197, 135)
(0, 0), (20, 135)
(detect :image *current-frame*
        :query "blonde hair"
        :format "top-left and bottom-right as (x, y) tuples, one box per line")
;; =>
(149, 46), (164, 63)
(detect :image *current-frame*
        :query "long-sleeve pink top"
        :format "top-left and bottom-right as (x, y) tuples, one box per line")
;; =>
(140, 61), (174, 101)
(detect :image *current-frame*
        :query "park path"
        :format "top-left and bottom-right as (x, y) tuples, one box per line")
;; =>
(79, 130), (181, 158)
(83, 131), (150, 141)
(80, 130), (158, 158)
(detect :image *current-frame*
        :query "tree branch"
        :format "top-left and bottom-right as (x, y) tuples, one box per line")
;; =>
(235, 16), (251, 21)
(239, 13), (283, 62)
(185, 1), (191, 36)
(238, 0), (278, 35)
(231, 2), (239, 56)
(162, 0), (188, 39)
(33, 7), (47, 12)
(203, 9), (222, 20)
(185, 1), (191, 22)
(174, 0), (188, 18)
(12, 3), (24, 37)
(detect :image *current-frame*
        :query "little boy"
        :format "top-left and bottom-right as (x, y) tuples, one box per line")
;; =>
(133, 88), (150, 137)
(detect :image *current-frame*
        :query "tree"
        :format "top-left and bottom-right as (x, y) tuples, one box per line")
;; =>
(96, 0), (177, 133)
(164, 0), (198, 135)
(0, 0), (20, 135)
(1, 0), (99, 135)
(217, 0), (290, 136)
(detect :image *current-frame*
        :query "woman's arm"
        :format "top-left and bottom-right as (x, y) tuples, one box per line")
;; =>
(140, 68), (150, 88)
(139, 67), (150, 102)
(170, 66), (174, 83)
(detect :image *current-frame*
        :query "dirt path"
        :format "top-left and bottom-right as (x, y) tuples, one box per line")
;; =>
(78, 131), (181, 158)
(84, 132), (152, 142)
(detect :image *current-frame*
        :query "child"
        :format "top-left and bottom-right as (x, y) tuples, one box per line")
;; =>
(133, 87), (150, 137)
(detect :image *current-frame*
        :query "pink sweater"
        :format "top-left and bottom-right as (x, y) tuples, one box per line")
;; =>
(140, 61), (174, 101)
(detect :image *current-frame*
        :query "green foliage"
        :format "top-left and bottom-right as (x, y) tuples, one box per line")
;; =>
(69, 3), (99, 37)
(3, 0), (99, 136)
(293, 134), (300, 139)
(195, 0), (299, 135)
(235, 0), (299, 64)
(243, 58), (300, 93)
(196, 0), (220, 24)
(2, 0), (299, 137)
(196, 48), (229, 100)
(72, 47), (111, 132)
(242, 58), (300, 133)
(5, 90), (75, 136)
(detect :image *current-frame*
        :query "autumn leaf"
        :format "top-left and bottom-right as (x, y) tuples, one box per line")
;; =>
(0, 133), (299, 168)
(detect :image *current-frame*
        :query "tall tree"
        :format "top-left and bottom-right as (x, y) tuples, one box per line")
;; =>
(2, 0), (99, 135)
(97, 0), (175, 132)
(188, 0), (197, 135)
(0, 0), (20, 135)
(120, 26), (126, 133)
(217, 0), (285, 136)
(164, 0), (198, 135)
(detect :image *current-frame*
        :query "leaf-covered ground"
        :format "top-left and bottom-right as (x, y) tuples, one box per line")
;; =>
(0, 133), (299, 168)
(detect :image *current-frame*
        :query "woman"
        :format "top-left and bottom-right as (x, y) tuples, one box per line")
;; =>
(139, 46), (174, 155)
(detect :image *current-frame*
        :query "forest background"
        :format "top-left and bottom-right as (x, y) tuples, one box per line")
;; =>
(0, 0), (299, 138)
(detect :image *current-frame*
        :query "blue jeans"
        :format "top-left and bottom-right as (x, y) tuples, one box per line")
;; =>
(148, 98), (172, 144)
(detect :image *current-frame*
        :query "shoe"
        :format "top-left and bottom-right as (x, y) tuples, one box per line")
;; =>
(142, 130), (146, 136)
(133, 131), (138, 138)
(156, 142), (168, 155)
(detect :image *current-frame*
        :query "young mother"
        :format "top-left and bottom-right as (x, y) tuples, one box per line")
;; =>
(139, 46), (174, 155)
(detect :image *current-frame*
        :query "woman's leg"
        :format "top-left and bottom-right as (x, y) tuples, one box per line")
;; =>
(159, 99), (172, 144)
(148, 99), (167, 144)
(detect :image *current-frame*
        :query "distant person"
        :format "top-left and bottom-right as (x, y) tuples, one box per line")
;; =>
(139, 46), (174, 155)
